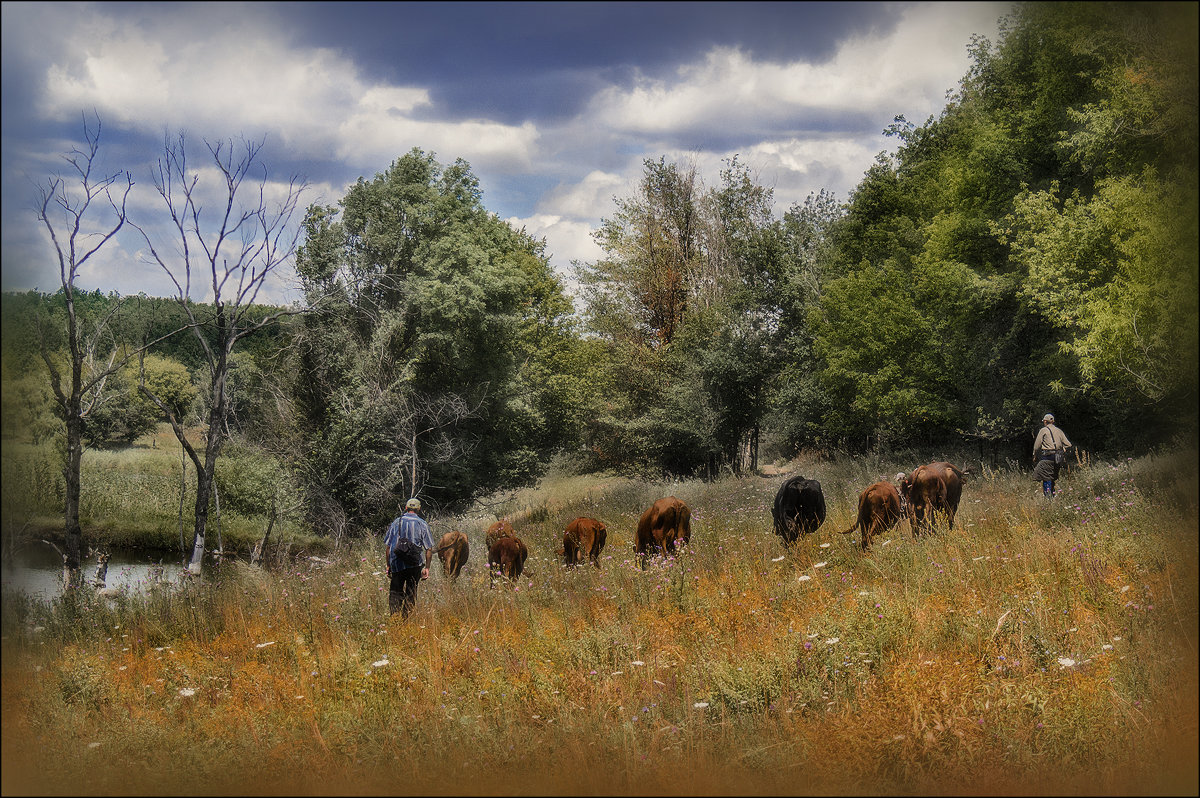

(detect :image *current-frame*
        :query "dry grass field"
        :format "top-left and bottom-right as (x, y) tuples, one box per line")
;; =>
(2, 449), (1197, 795)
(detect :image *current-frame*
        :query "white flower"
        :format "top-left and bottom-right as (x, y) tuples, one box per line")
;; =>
(693, 702), (709, 709)
(798, 574), (812, 582)
(631, 660), (645, 666)
(1101, 644), (1113, 651)
(255, 641), (276, 649)
(371, 659), (389, 668)
(858, 591), (870, 596)
(88, 742), (102, 749)
(771, 555), (785, 562)
(611, 671), (624, 675)
(179, 687), (196, 697)
(1057, 657), (1077, 668)
(1112, 636), (1122, 642)
(813, 561), (827, 568)
(1120, 585), (1130, 593)
(819, 543), (830, 549)
(826, 637), (840, 645)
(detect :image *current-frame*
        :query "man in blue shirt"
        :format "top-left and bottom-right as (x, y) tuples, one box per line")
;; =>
(384, 497), (434, 617)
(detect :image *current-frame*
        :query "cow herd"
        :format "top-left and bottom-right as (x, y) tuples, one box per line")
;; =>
(443, 461), (968, 585)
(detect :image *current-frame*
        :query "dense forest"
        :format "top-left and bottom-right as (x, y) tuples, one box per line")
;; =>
(2, 3), (1196, 540)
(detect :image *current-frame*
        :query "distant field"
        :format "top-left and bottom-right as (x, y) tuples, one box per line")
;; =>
(0, 425), (322, 554)
(2, 449), (1197, 795)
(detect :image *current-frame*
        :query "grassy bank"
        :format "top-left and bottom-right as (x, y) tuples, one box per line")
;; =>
(2, 449), (1197, 795)
(1, 425), (322, 555)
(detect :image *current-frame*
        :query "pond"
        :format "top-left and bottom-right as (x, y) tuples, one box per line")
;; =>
(1, 543), (191, 602)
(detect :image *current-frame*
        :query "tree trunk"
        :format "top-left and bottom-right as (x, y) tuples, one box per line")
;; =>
(251, 501), (277, 566)
(62, 397), (84, 589)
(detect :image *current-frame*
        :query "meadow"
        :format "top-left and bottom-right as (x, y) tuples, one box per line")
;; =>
(1, 447), (1197, 795)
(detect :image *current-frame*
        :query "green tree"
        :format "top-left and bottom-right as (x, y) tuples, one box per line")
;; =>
(294, 148), (581, 531)
(84, 354), (196, 448)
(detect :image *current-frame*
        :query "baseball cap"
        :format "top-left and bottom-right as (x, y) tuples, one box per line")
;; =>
(405, 498), (421, 511)
(1042, 413), (1055, 422)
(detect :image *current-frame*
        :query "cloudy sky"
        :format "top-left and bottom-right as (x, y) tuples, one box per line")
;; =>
(1, 1), (1006, 304)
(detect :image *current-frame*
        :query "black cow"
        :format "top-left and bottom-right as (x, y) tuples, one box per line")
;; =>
(771, 476), (827, 544)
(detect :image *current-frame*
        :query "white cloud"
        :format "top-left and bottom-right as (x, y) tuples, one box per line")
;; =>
(587, 3), (1002, 136)
(507, 213), (605, 268)
(34, 7), (539, 174)
(337, 114), (540, 173)
(539, 170), (628, 219)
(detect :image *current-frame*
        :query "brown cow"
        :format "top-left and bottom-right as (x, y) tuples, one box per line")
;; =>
(488, 536), (528, 587)
(898, 461), (967, 535)
(485, 519), (515, 549)
(435, 530), (469, 580)
(635, 496), (691, 567)
(841, 481), (903, 551)
(561, 517), (607, 568)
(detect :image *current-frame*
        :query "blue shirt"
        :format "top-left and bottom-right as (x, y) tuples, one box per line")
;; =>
(384, 511), (434, 555)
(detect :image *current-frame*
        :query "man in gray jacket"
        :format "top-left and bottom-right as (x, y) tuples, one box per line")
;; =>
(1033, 413), (1073, 498)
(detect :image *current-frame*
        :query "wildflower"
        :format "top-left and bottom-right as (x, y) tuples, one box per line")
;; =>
(88, 742), (102, 749)
(255, 641), (276, 649)
(179, 687), (196, 697)
(693, 702), (709, 709)
(631, 660), (644, 666)
(372, 659), (389, 668)
(826, 637), (840, 645)
(814, 561), (827, 568)
(819, 543), (830, 549)
(611, 671), (624, 675)
(1101, 644), (1113, 651)
(1057, 657), (1077, 668)
(771, 556), (785, 562)
(798, 575), (811, 582)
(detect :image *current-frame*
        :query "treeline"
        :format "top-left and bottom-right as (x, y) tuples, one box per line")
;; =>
(3, 2), (1195, 537)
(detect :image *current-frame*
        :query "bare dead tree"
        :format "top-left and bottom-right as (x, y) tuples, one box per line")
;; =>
(131, 133), (307, 575)
(32, 115), (134, 589)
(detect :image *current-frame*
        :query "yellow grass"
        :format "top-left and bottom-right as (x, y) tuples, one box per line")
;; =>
(2, 451), (1197, 795)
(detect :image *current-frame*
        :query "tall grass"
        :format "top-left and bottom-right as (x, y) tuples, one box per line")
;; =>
(2, 450), (1196, 795)
(2, 427), (319, 554)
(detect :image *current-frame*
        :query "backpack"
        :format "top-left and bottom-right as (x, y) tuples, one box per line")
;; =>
(1048, 428), (1069, 464)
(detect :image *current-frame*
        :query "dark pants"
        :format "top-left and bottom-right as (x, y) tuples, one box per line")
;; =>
(389, 566), (422, 617)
